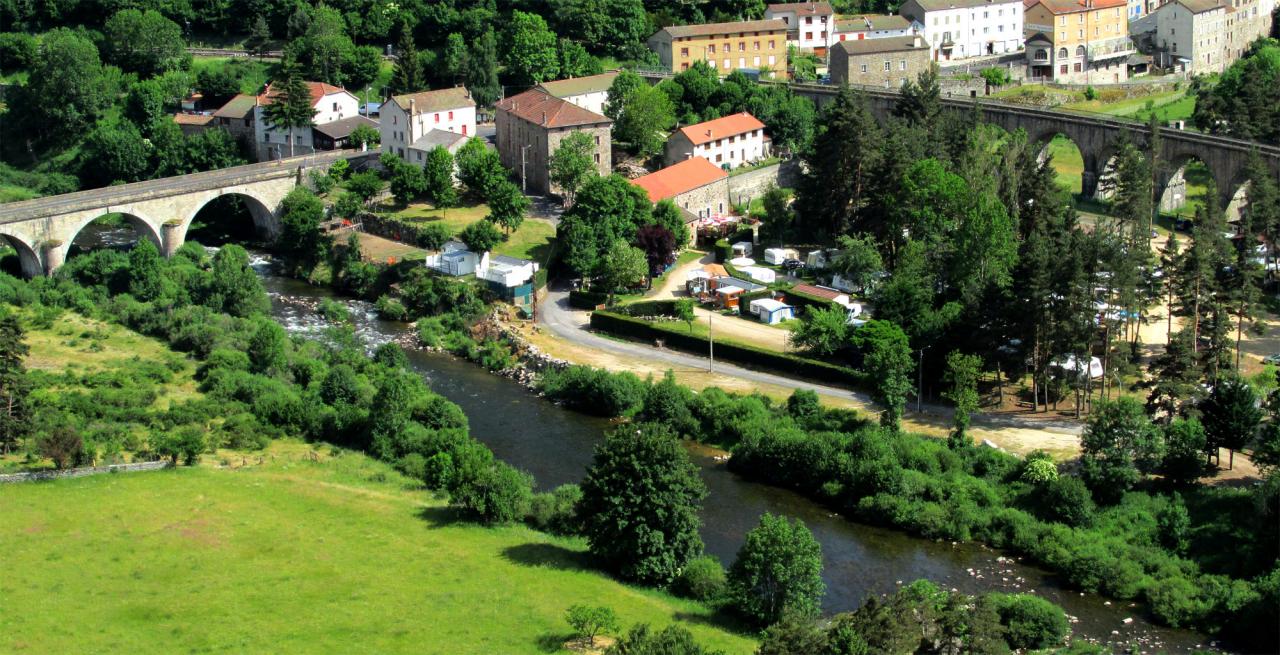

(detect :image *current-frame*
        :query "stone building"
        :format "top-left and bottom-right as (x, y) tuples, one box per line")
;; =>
(1152, 0), (1274, 73)
(647, 19), (789, 76)
(829, 34), (933, 88)
(495, 88), (611, 196)
(631, 157), (731, 224)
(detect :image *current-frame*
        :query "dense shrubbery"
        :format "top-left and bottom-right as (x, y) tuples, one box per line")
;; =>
(532, 362), (1279, 646)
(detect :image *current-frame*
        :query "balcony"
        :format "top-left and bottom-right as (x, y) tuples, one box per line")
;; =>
(1087, 37), (1136, 61)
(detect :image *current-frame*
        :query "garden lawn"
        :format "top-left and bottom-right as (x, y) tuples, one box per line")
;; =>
(391, 202), (556, 263)
(0, 447), (756, 654)
(190, 56), (272, 96)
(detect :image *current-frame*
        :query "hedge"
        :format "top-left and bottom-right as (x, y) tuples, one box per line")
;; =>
(533, 268), (548, 291)
(618, 300), (679, 317)
(590, 310), (863, 386)
(714, 239), (732, 263)
(569, 289), (608, 309)
(782, 287), (844, 315)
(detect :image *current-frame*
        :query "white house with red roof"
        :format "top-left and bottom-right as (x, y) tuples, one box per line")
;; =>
(765, 2), (838, 53)
(664, 112), (769, 170)
(253, 81), (360, 160)
(631, 157), (730, 224)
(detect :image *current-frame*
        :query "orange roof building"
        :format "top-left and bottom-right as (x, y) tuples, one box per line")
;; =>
(630, 157), (730, 222)
(665, 112), (771, 170)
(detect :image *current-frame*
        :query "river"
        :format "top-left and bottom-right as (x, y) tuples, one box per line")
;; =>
(68, 225), (1225, 652)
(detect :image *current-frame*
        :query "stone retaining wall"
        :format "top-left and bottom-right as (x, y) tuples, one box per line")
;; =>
(726, 160), (801, 206)
(0, 460), (172, 484)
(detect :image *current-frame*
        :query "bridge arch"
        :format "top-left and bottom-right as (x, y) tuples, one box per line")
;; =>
(1158, 152), (1221, 217)
(65, 210), (164, 254)
(0, 233), (44, 278)
(175, 189), (282, 254)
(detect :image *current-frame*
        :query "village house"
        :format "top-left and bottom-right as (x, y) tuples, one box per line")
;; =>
(210, 94), (258, 148)
(647, 20), (790, 75)
(254, 81), (360, 161)
(665, 113), (769, 170)
(898, 0), (1026, 61)
(631, 157), (730, 228)
(172, 113), (213, 137)
(1024, 0), (1135, 83)
(829, 34), (934, 87)
(536, 71), (620, 117)
(313, 115), (379, 151)
(1148, 0), (1273, 73)
(380, 87), (476, 164)
(495, 88), (611, 196)
(765, 2), (837, 54)
(477, 253), (540, 305)
(836, 14), (921, 41)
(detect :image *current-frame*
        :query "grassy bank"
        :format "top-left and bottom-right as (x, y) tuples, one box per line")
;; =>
(0, 444), (756, 654)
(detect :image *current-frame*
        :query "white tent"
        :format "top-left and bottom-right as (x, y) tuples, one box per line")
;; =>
(729, 257), (756, 267)
(1052, 355), (1104, 379)
(742, 266), (776, 283)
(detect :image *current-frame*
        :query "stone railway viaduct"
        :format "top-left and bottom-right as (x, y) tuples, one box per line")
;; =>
(0, 152), (350, 277)
(642, 73), (1280, 219)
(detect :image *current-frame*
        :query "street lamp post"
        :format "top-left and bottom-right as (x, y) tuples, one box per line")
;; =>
(521, 144), (532, 193)
(917, 346), (929, 413)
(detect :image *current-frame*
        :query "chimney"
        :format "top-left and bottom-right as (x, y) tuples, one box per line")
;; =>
(915, 34), (923, 47)
(409, 98), (416, 115)
(542, 110), (547, 125)
(706, 129), (713, 138)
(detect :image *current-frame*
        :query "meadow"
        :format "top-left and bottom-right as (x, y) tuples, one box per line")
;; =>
(0, 444), (757, 654)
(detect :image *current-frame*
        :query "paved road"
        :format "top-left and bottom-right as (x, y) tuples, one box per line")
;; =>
(537, 286), (1085, 436)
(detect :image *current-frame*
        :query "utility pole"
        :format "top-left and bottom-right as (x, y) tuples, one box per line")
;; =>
(917, 347), (928, 413)
(521, 144), (531, 193)
(708, 310), (714, 372)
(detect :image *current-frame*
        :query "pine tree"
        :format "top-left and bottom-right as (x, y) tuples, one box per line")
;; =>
(389, 31), (423, 95)
(263, 60), (317, 158)
(1147, 328), (1203, 422)
(795, 86), (883, 238)
(894, 65), (941, 128)
(1177, 177), (1232, 371)
(1160, 229), (1183, 345)
(0, 313), (30, 455)
(466, 29), (501, 106)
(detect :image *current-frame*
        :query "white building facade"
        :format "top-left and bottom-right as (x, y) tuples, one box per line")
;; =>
(1154, 0), (1226, 72)
(254, 82), (359, 161)
(766, 2), (838, 51)
(665, 113), (770, 170)
(899, 0), (1025, 60)
(380, 87), (476, 161)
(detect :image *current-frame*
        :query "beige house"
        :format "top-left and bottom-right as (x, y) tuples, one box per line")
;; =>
(1024, 0), (1134, 83)
(381, 87), (476, 164)
(536, 71), (620, 117)
(829, 35), (933, 88)
(647, 19), (789, 76)
(495, 88), (611, 196)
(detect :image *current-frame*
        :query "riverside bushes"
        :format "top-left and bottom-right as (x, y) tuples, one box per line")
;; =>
(532, 362), (1279, 647)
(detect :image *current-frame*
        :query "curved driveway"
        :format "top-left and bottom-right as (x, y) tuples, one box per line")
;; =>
(537, 286), (1084, 437)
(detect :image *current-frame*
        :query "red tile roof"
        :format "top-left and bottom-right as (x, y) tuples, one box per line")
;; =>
(496, 88), (610, 128)
(172, 113), (213, 126)
(631, 157), (728, 202)
(678, 112), (766, 146)
(257, 81), (348, 108)
(791, 284), (846, 301)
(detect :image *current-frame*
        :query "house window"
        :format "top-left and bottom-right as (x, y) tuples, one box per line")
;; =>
(332, 102), (338, 111)
(1058, 47), (1069, 57)
(462, 125), (467, 135)
(754, 40), (760, 49)
(1074, 62), (1082, 71)
(1060, 64), (1068, 74)
(1076, 45), (1085, 56)
(723, 58), (730, 68)
(739, 42), (746, 51)
(754, 56), (760, 66)
(417, 151), (423, 161)
(716, 154), (723, 162)
(724, 42), (731, 51)
(595, 135), (600, 145)
(393, 116), (397, 124)
(860, 63), (868, 73)
(900, 59), (907, 70)
(739, 57), (746, 67)
(434, 113), (440, 123)
(681, 47), (689, 56)
(448, 111), (453, 120)
(709, 44), (716, 53)
(884, 60), (891, 70)
(710, 59), (717, 68)
(594, 153), (600, 164)
(1035, 49), (1048, 61)
(768, 39), (775, 48)
(805, 16), (812, 23)
(805, 31), (813, 39)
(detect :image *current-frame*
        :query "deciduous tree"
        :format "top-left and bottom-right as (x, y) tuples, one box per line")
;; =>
(549, 131), (597, 206)
(853, 319), (913, 432)
(504, 11), (559, 85)
(577, 422), (706, 585)
(0, 313), (31, 455)
(424, 146), (458, 208)
(727, 513), (825, 626)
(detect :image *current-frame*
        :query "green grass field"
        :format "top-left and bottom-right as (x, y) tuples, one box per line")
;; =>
(391, 202), (557, 263)
(1044, 135), (1084, 195)
(0, 445), (756, 654)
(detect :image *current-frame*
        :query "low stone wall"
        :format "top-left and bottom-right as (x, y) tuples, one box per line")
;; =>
(0, 460), (172, 484)
(726, 160), (801, 206)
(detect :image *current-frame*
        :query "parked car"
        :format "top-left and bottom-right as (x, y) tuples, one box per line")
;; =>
(782, 259), (804, 271)
(1264, 353), (1280, 366)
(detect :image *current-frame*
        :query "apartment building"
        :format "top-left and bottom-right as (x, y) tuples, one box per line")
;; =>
(665, 113), (769, 169)
(765, 2), (837, 53)
(380, 86), (476, 163)
(899, 0), (1026, 60)
(1153, 0), (1274, 72)
(1024, 0), (1135, 83)
(495, 88), (611, 196)
(830, 34), (934, 87)
(647, 20), (790, 76)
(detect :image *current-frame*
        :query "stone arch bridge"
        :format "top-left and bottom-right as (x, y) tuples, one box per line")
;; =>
(0, 152), (354, 277)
